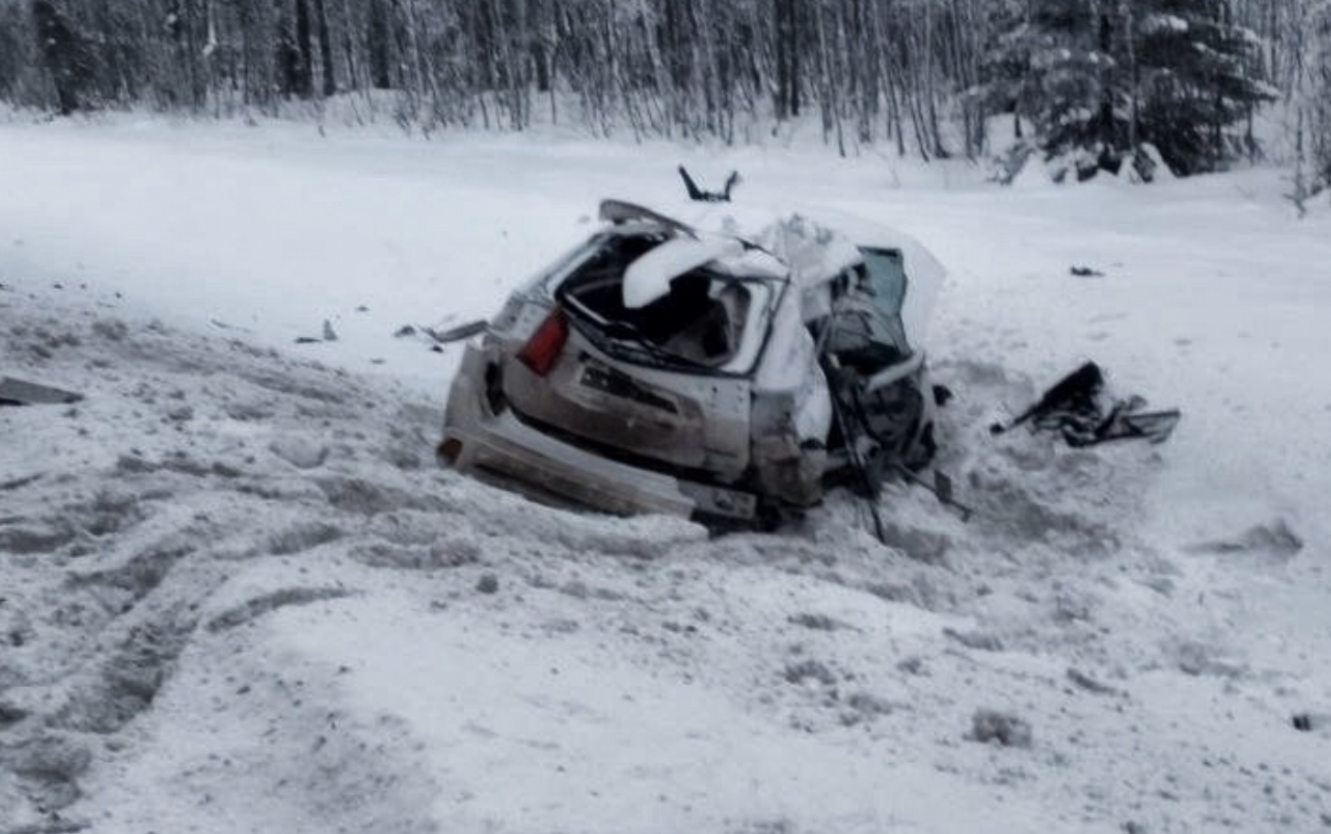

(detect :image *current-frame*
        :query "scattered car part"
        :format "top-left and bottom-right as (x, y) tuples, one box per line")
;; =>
(990, 361), (1180, 446)
(678, 165), (740, 203)
(294, 319), (340, 345)
(0, 376), (83, 406)
(421, 319), (488, 344)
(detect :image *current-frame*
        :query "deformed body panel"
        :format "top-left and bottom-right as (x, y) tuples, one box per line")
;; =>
(440, 199), (947, 525)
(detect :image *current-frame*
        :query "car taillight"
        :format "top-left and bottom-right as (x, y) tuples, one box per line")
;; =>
(516, 307), (569, 377)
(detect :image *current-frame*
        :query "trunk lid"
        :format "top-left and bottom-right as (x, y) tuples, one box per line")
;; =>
(501, 323), (752, 482)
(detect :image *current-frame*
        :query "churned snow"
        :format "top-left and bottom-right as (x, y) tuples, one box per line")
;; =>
(1, 115), (1330, 834)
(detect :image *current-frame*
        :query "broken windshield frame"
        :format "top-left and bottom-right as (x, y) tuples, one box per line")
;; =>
(854, 247), (911, 357)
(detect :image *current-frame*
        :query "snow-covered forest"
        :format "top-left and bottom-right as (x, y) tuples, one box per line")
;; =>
(1, 0), (1329, 186)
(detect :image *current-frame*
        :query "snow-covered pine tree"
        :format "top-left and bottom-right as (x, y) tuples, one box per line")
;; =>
(997, 0), (1274, 181)
(1133, 0), (1274, 175)
(977, 0), (1038, 141)
(992, 0), (1133, 181)
(976, 0), (1084, 180)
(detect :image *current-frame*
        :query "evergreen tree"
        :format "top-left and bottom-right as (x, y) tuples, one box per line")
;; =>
(1133, 0), (1273, 175)
(978, 4), (1029, 133)
(1000, 0), (1272, 180)
(1029, 0), (1129, 179)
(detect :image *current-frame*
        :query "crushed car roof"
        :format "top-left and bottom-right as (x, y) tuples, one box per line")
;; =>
(598, 198), (945, 286)
(622, 236), (745, 309)
(597, 198), (947, 349)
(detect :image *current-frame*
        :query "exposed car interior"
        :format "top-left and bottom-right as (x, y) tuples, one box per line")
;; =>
(441, 198), (948, 531)
(557, 233), (755, 369)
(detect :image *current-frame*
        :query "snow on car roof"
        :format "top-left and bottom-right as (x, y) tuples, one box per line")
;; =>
(599, 197), (945, 289)
(621, 235), (744, 309)
(600, 198), (947, 350)
(600, 200), (789, 291)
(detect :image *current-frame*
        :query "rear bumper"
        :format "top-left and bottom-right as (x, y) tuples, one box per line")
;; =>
(441, 348), (758, 522)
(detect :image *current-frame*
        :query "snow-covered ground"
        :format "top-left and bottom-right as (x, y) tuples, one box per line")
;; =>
(2, 117), (1330, 833)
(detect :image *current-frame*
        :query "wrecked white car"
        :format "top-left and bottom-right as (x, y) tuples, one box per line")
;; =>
(438, 199), (946, 527)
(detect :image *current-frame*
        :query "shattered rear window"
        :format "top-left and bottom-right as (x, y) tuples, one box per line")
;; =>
(555, 233), (777, 375)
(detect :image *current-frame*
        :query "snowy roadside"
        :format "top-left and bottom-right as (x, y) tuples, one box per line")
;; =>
(2, 121), (1330, 833)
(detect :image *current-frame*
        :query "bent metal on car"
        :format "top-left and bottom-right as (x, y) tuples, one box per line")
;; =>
(438, 198), (946, 528)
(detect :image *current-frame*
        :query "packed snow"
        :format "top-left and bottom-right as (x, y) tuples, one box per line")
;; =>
(1, 116), (1330, 834)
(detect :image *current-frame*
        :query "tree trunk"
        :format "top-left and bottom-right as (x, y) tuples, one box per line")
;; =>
(32, 0), (84, 114)
(295, 0), (315, 98)
(1125, 1), (1139, 166)
(1095, 5), (1115, 162)
(339, 0), (361, 93)
(367, 0), (392, 90)
(315, 0), (334, 96)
